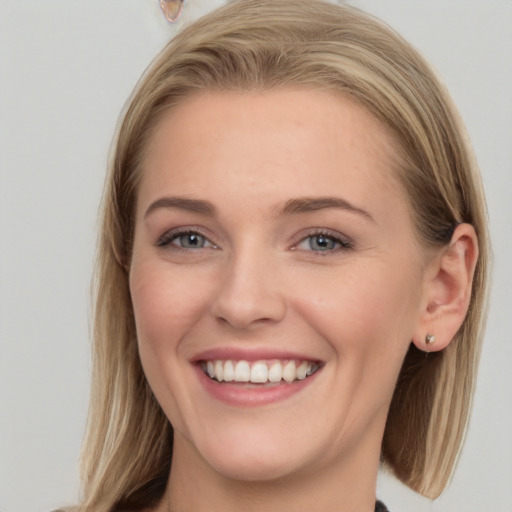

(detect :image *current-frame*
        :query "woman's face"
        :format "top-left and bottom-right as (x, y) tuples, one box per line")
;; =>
(129, 89), (429, 482)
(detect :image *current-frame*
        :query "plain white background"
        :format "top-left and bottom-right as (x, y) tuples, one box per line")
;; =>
(0, 1), (510, 511)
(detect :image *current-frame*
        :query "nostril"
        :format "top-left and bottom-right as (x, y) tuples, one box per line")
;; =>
(211, 289), (286, 329)
(214, 311), (278, 330)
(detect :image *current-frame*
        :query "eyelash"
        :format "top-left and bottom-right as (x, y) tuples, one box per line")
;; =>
(156, 228), (353, 254)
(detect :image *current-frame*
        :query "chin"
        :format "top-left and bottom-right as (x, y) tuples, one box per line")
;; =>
(187, 424), (314, 483)
(207, 450), (303, 483)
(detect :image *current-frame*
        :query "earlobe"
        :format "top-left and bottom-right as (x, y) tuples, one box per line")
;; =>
(413, 223), (479, 352)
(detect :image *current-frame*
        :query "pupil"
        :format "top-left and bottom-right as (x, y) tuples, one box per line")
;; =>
(310, 235), (334, 251)
(181, 234), (203, 247)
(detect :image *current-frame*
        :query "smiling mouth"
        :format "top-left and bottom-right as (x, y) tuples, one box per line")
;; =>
(199, 359), (321, 385)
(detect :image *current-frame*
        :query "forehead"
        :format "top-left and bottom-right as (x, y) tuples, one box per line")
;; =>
(139, 88), (407, 222)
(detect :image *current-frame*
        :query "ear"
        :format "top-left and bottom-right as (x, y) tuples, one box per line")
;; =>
(413, 223), (479, 352)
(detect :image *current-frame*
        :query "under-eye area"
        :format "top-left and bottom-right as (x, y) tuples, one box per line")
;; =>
(199, 359), (323, 385)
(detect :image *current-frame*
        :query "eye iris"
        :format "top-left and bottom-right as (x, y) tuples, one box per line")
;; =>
(179, 233), (205, 248)
(309, 235), (335, 251)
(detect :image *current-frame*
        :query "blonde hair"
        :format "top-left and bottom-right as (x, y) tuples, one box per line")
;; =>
(79, 0), (490, 509)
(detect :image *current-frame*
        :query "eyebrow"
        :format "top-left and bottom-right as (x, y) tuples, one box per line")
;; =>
(144, 195), (374, 222)
(279, 196), (374, 221)
(144, 197), (216, 218)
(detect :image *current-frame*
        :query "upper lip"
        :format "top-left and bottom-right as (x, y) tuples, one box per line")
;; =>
(191, 347), (322, 364)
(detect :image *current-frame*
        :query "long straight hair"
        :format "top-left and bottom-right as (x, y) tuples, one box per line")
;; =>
(78, 1), (490, 510)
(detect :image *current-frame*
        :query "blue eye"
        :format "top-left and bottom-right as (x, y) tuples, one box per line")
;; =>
(157, 230), (216, 250)
(296, 232), (351, 253)
(175, 233), (207, 249)
(308, 234), (337, 251)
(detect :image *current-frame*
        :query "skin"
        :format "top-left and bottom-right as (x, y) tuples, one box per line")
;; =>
(129, 88), (478, 512)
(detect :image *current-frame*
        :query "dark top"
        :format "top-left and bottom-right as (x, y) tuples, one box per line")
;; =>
(376, 500), (389, 512)
(54, 500), (389, 511)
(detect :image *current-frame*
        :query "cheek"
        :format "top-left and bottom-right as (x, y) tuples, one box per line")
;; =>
(281, 261), (423, 450)
(129, 261), (212, 349)
(129, 261), (216, 432)
(292, 259), (421, 373)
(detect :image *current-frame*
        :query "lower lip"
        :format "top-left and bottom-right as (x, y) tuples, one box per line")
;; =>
(194, 365), (321, 407)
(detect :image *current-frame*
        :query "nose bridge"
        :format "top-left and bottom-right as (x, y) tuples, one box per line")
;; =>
(211, 240), (286, 329)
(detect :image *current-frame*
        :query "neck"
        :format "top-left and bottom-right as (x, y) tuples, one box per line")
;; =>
(161, 431), (381, 512)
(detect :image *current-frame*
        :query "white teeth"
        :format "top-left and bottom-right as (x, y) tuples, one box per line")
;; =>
(206, 361), (215, 379)
(234, 360), (251, 382)
(214, 360), (224, 382)
(282, 361), (297, 383)
(296, 361), (309, 380)
(268, 361), (283, 383)
(202, 359), (318, 384)
(250, 362), (269, 383)
(223, 360), (235, 382)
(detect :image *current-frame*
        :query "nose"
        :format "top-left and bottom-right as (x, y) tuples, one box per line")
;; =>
(210, 250), (287, 330)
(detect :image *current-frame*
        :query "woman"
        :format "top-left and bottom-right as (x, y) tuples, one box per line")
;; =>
(76, 1), (489, 510)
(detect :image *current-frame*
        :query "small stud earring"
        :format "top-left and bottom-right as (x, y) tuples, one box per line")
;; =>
(425, 333), (436, 346)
